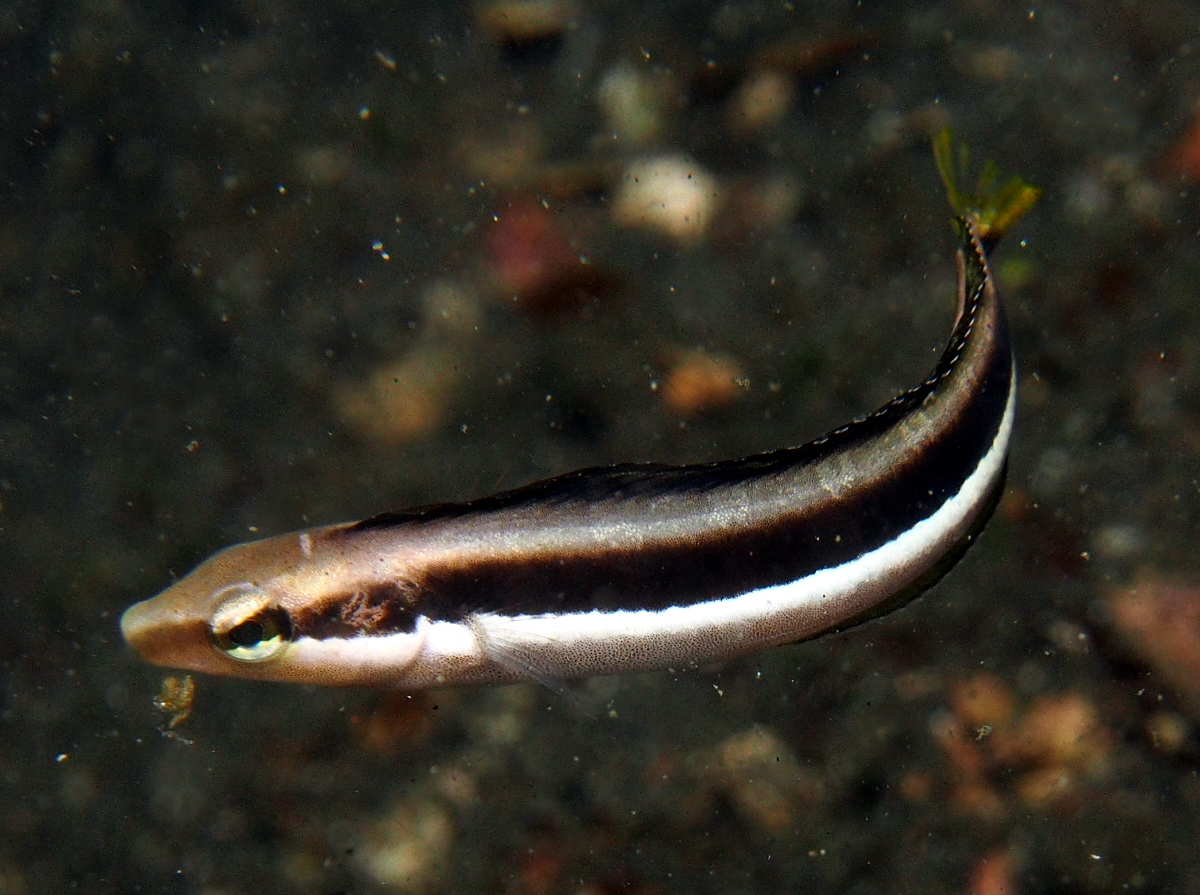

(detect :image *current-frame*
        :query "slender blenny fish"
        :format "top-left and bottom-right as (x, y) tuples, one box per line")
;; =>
(122, 169), (1030, 688)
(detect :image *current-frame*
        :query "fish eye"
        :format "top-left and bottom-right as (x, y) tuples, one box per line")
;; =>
(209, 585), (293, 663)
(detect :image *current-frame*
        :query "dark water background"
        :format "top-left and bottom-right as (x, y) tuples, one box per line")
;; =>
(3, 1), (1200, 892)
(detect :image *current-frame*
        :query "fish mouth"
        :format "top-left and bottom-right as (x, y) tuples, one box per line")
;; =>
(119, 597), (209, 670)
(119, 599), (156, 659)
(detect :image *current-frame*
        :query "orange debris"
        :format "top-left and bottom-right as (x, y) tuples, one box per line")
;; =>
(661, 350), (744, 416)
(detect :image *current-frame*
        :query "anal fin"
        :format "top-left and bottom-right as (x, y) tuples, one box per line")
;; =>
(468, 614), (603, 718)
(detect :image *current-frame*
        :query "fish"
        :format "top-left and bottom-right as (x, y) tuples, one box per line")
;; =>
(120, 209), (1018, 689)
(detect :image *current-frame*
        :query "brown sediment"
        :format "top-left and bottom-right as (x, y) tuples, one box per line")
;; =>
(1107, 571), (1200, 718)
(934, 673), (1112, 817)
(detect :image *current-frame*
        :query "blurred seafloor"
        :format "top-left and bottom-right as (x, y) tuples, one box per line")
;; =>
(3, 1), (1200, 892)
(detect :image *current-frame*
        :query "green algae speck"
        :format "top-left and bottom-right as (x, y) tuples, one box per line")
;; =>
(934, 128), (1040, 242)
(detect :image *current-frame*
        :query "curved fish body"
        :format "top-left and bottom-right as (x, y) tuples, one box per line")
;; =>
(121, 219), (1014, 688)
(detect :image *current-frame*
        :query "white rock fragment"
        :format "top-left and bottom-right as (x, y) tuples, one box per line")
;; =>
(611, 154), (719, 246)
(355, 799), (454, 890)
(477, 0), (575, 43)
(597, 60), (667, 145)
